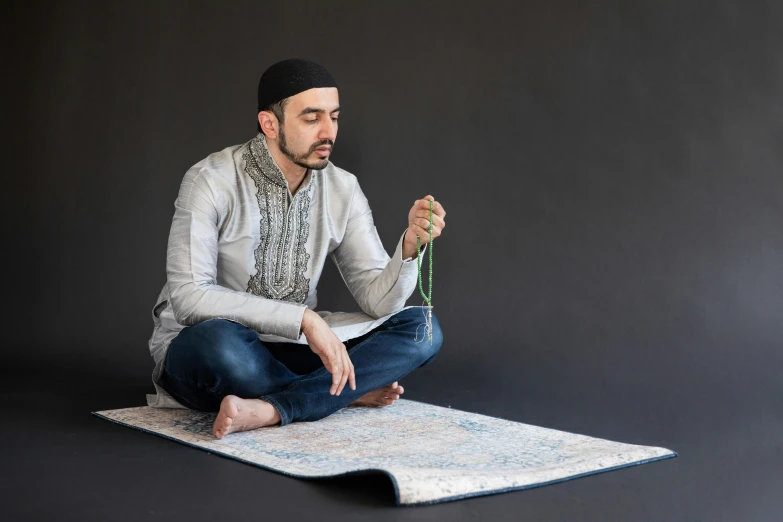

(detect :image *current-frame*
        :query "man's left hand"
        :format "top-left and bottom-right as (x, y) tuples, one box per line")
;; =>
(403, 195), (446, 258)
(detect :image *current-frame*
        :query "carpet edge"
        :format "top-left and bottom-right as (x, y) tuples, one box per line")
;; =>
(90, 411), (404, 506)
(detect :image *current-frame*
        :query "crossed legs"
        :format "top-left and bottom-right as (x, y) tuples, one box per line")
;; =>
(161, 307), (443, 437)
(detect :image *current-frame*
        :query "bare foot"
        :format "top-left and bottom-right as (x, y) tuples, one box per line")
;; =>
(350, 381), (405, 407)
(212, 395), (281, 439)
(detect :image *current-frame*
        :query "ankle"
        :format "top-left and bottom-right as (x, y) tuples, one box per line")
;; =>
(252, 398), (281, 425)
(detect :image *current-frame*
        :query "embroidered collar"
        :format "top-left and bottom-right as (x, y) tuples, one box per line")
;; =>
(249, 133), (313, 194)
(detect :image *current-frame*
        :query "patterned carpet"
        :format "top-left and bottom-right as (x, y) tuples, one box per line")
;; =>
(92, 398), (676, 506)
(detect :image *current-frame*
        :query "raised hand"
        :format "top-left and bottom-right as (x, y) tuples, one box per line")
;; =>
(404, 195), (447, 248)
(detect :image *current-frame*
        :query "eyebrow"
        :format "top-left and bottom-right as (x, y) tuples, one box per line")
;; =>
(297, 106), (341, 116)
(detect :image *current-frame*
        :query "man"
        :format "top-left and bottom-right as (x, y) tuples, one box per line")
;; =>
(146, 58), (447, 439)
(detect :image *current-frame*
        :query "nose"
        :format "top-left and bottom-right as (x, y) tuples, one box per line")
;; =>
(319, 119), (337, 142)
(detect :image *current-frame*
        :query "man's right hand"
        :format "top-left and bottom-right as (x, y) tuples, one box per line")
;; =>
(301, 309), (356, 396)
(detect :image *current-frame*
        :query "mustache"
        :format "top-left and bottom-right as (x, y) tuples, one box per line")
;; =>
(311, 140), (334, 152)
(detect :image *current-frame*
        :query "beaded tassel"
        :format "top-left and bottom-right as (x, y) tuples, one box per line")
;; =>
(416, 199), (434, 343)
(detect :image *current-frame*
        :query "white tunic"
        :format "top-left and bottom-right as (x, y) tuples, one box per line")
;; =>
(146, 133), (427, 409)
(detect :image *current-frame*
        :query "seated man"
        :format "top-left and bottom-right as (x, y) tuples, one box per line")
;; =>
(146, 58), (447, 439)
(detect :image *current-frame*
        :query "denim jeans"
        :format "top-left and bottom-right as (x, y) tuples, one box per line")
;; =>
(160, 307), (443, 426)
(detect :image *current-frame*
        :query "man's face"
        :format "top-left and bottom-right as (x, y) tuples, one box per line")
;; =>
(277, 87), (340, 170)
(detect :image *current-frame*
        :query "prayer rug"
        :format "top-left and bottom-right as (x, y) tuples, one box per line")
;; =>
(92, 398), (676, 506)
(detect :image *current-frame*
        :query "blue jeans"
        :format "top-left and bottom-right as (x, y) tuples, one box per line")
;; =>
(160, 307), (443, 426)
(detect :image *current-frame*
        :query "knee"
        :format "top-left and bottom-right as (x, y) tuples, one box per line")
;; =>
(170, 319), (259, 383)
(420, 312), (443, 364)
(392, 308), (443, 365)
(176, 319), (249, 353)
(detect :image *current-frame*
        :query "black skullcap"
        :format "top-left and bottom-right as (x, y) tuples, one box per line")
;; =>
(257, 58), (338, 111)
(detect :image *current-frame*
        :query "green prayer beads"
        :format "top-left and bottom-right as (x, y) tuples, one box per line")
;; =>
(416, 198), (434, 342)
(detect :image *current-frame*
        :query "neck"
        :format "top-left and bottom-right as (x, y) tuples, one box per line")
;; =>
(265, 137), (308, 195)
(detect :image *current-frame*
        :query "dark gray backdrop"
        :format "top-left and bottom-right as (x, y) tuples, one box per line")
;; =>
(5, 1), (782, 520)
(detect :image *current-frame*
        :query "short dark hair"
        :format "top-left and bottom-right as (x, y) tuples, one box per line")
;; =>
(257, 98), (289, 135)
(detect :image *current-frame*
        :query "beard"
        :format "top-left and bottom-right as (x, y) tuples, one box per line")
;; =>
(278, 126), (332, 170)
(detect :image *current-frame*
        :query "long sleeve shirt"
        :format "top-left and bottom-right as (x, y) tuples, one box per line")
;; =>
(146, 133), (427, 408)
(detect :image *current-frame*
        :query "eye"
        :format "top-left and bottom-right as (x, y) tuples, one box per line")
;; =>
(306, 119), (318, 124)
(331, 117), (339, 122)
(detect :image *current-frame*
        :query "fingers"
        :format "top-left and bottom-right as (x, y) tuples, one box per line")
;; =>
(336, 347), (349, 395)
(348, 352), (356, 392)
(329, 351), (341, 395)
(345, 350), (356, 390)
(414, 211), (446, 228)
(330, 343), (355, 396)
(411, 223), (439, 241)
(415, 196), (446, 217)
(415, 216), (445, 231)
(411, 224), (433, 241)
(307, 321), (357, 396)
(343, 347), (355, 393)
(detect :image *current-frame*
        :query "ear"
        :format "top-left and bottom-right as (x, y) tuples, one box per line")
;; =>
(258, 111), (278, 139)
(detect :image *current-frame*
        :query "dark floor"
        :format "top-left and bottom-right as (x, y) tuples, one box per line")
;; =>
(2, 359), (780, 522)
